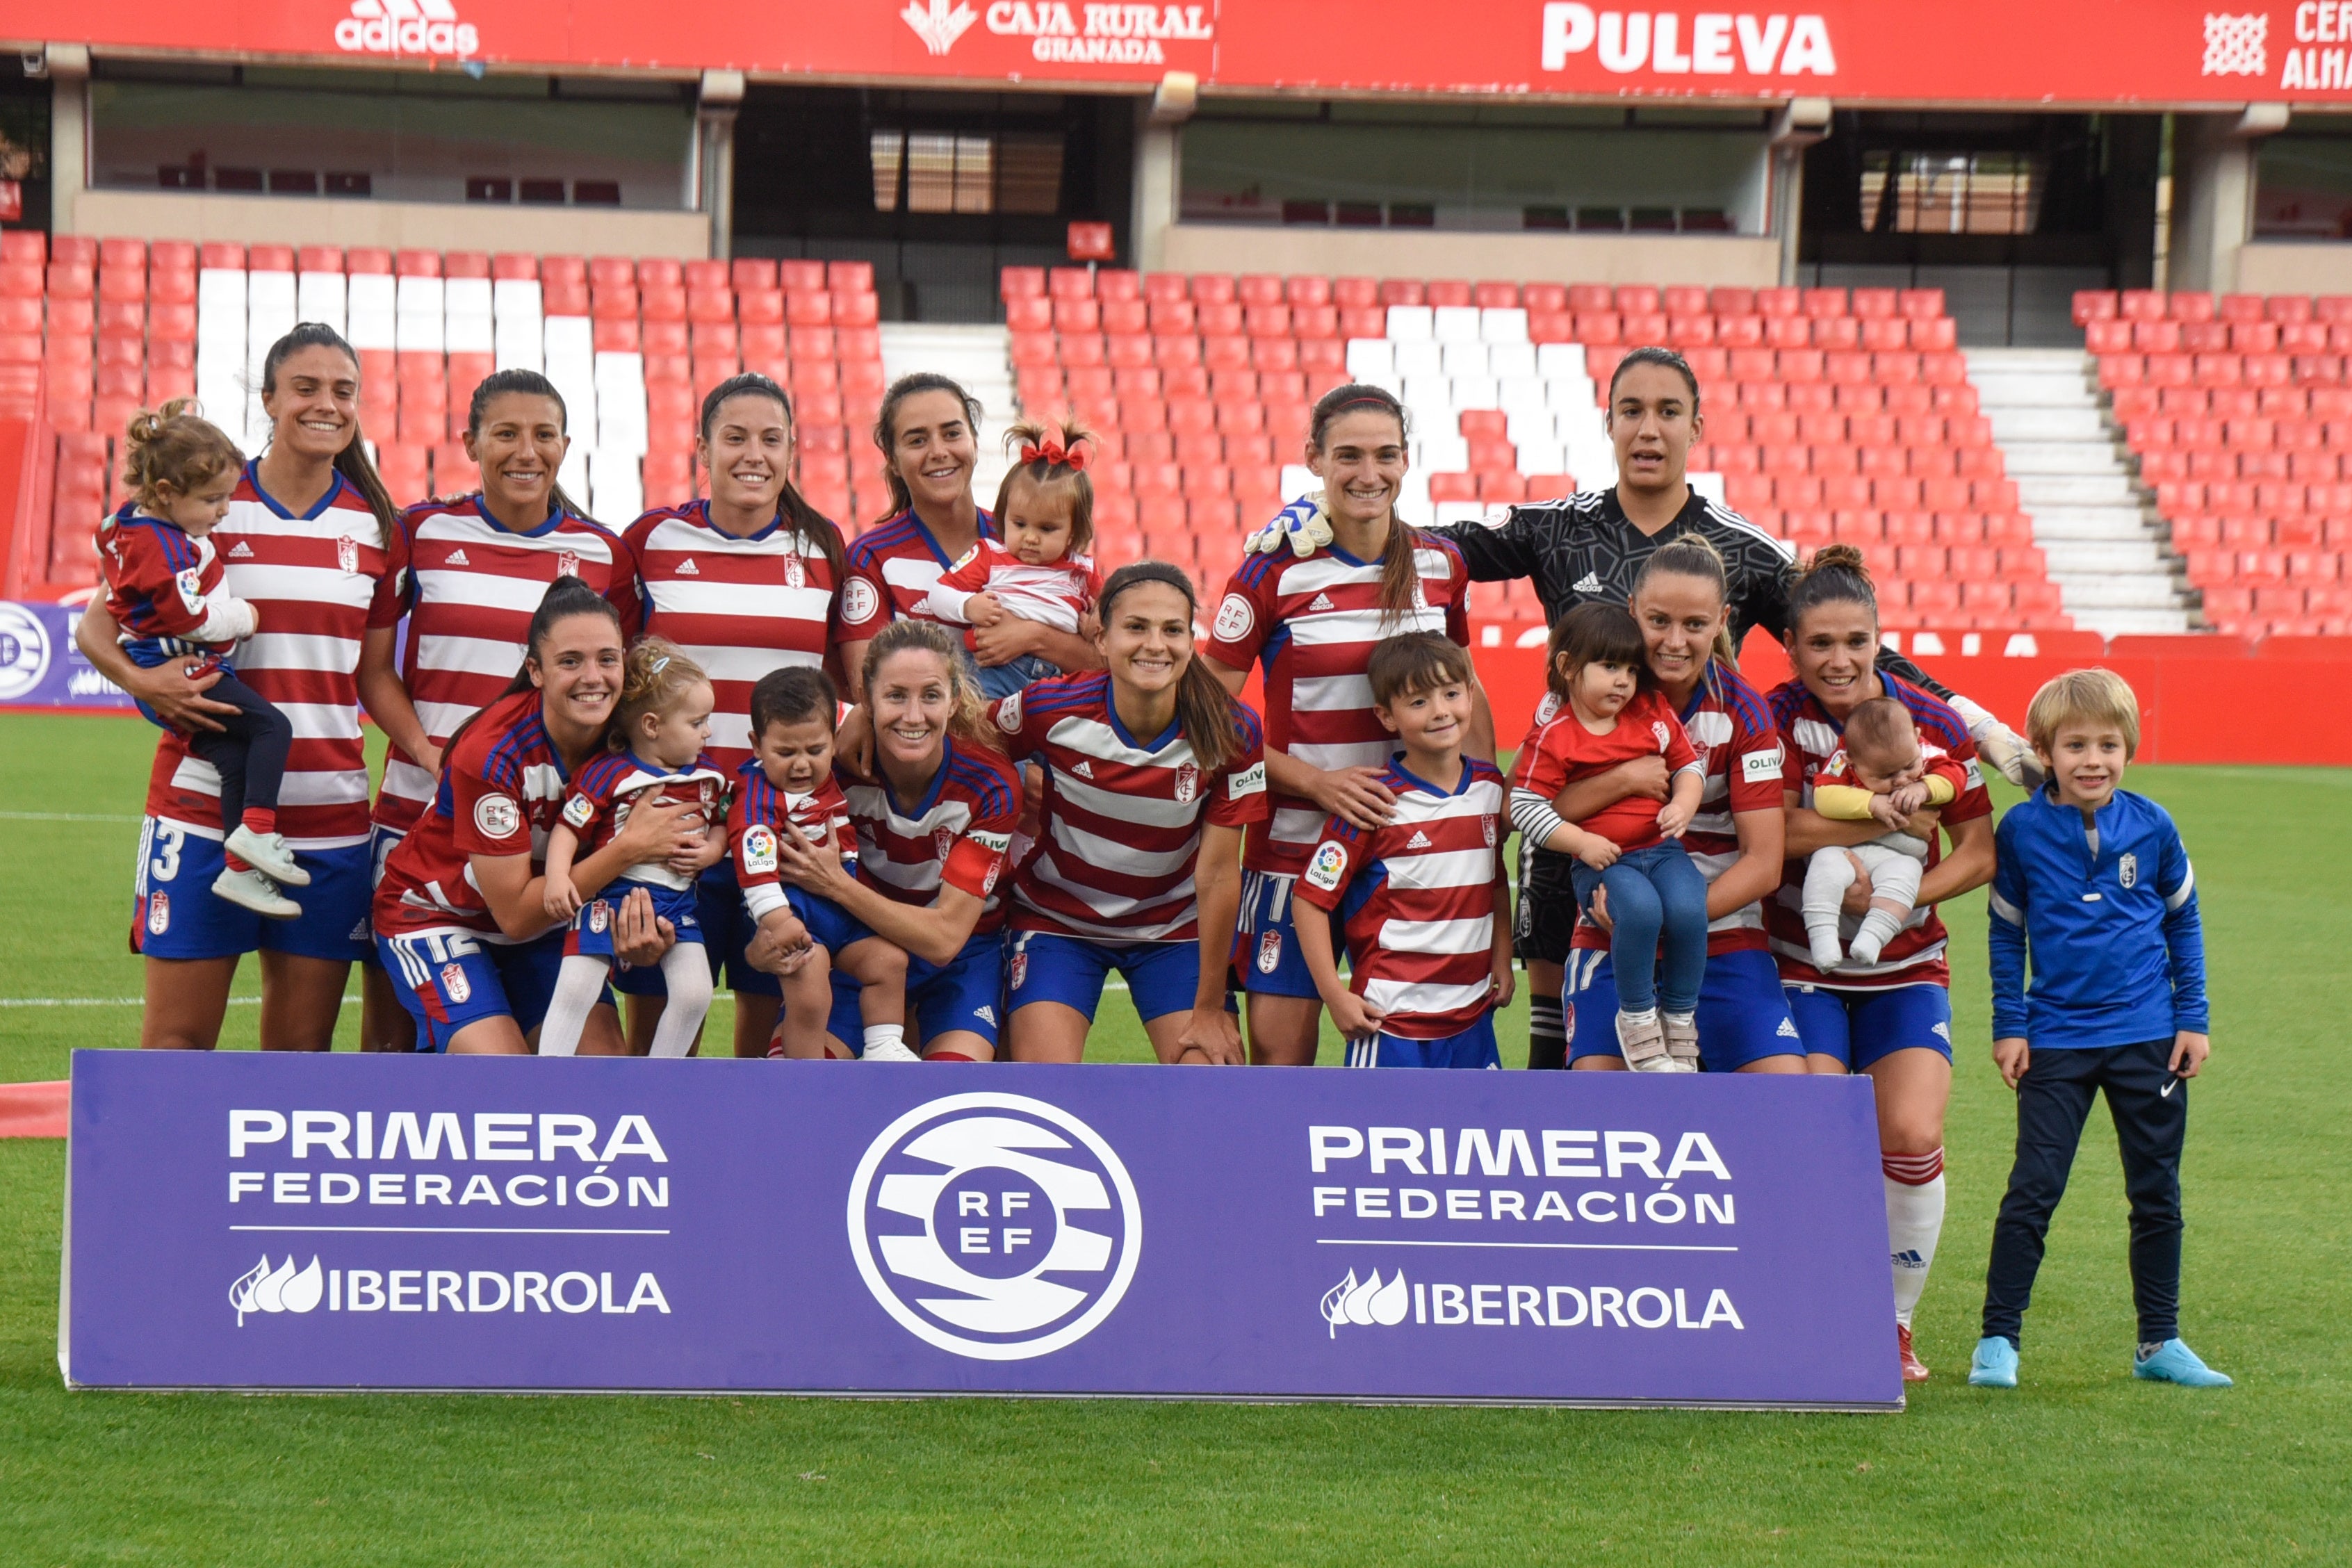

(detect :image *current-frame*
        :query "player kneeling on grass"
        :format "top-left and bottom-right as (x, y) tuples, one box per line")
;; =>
(1295, 633), (1512, 1068)
(1510, 603), (1708, 1072)
(99, 400), (307, 918)
(1802, 696), (1970, 971)
(1969, 669), (2229, 1391)
(730, 667), (914, 1061)
(538, 639), (730, 1058)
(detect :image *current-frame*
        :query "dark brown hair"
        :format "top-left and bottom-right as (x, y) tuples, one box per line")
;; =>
(465, 368), (591, 524)
(992, 417), (1097, 558)
(1366, 630), (1474, 710)
(121, 398), (243, 508)
(872, 372), (983, 526)
(750, 664), (840, 738)
(1788, 542), (1879, 632)
(1843, 695), (1918, 760)
(1608, 344), (1703, 412)
(258, 322), (400, 534)
(700, 372), (847, 585)
(439, 575), (624, 761)
(1099, 561), (1245, 774)
(1545, 601), (1652, 701)
(1307, 382), (1425, 623)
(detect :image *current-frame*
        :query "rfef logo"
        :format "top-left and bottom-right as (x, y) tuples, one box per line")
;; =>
(335, 0), (480, 58)
(847, 1093), (1141, 1361)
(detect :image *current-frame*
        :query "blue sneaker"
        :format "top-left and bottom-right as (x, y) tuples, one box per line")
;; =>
(1968, 1336), (2019, 1388)
(2134, 1339), (2233, 1387)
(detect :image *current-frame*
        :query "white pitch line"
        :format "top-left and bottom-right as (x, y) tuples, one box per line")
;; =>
(3, 981), (1136, 1008)
(0, 810), (141, 822)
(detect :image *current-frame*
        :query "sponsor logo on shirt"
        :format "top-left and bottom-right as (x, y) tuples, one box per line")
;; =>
(1307, 592), (1336, 612)
(1743, 746), (1783, 781)
(742, 824), (778, 874)
(447, 548), (471, 566)
(1071, 758), (1094, 780)
(840, 578), (881, 626)
(227, 539), (255, 559)
(676, 557), (699, 576)
(473, 793), (521, 840)
(1227, 759), (1266, 799)
(1407, 830), (1433, 849)
(1212, 591), (1254, 642)
(1572, 571), (1603, 594)
(1305, 840), (1348, 892)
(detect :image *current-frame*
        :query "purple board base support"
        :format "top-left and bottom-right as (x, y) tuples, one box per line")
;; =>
(63, 1052), (1902, 1410)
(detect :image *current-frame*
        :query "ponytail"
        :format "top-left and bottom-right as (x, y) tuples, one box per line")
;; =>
(994, 417), (1097, 557)
(607, 636), (708, 753)
(120, 397), (241, 507)
(1788, 542), (1879, 635)
(1100, 561), (1243, 774)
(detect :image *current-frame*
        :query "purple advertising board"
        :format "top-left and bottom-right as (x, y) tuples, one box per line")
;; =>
(0, 601), (135, 711)
(63, 1052), (1902, 1409)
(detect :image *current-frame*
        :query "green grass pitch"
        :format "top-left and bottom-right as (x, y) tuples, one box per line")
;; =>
(1, 712), (2346, 1564)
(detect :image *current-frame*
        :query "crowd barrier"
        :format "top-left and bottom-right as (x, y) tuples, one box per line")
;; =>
(63, 1051), (1900, 1408)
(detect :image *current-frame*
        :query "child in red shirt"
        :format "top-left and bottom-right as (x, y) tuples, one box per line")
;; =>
(1510, 602), (1708, 1072)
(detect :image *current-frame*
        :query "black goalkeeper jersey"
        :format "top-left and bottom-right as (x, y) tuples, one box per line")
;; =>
(1428, 487), (1943, 696)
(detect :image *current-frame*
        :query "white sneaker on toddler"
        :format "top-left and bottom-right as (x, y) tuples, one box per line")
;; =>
(212, 867), (302, 920)
(862, 1038), (922, 1063)
(224, 826), (311, 886)
(1662, 1013), (1701, 1072)
(1617, 1010), (1675, 1072)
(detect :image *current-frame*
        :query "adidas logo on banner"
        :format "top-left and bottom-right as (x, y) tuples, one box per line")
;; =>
(676, 557), (699, 575)
(1406, 831), (1432, 849)
(1072, 760), (1094, 779)
(446, 548), (470, 566)
(226, 540), (254, 558)
(1572, 571), (1603, 594)
(1307, 592), (1336, 612)
(335, 0), (481, 58)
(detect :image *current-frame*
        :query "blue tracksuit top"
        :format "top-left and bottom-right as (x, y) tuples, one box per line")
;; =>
(1988, 786), (2207, 1048)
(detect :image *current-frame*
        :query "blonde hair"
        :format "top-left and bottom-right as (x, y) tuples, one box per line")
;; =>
(859, 619), (996, 753)
(608, 637), (710, 752)
(2026, 668), (2141, 760)
(122, 398), (243, 509)
(993, 418), (1097, 557)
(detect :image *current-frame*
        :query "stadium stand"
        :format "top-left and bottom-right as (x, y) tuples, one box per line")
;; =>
(2078, 287), (2352, 638)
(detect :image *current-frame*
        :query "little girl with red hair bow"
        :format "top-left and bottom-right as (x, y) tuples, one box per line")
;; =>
(924, 418), (1104, 701)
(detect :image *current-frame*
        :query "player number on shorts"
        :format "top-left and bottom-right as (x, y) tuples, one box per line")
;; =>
(149, 824), (184, 883)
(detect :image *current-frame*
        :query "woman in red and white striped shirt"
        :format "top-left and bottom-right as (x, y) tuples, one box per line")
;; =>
(619, 372), (851, 1056)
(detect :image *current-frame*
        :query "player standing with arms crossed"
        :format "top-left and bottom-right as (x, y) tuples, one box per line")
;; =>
(997, 563), (1268, 1065)
(356, 369), (636, 1050)
(1243, 347), (2036, 1072)
(76, 325), (398, 1051)
(1205, 384), (1487, 1066)
(620, 373), (851, 1056)
(1770, 545), (1996, 1382)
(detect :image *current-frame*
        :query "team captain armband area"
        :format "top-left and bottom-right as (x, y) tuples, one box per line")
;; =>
(65, 1051), (1897, 1408)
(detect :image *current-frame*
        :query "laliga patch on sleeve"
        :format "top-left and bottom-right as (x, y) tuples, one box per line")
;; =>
(949, 544), (980, 571)
(175, 568), (207, 612)
(1742, 746), (1783, 781)
(1964, 759), (1984, 790)
(742, 824), (778, 874)
(1212, 591), (1254, 643)
(562, 794), (595, 829)
(473, 792), (521, 840)
(1227, 759), (1266, 799)
(839, 578), (881, 626)
(1305, 840), (1348, 892)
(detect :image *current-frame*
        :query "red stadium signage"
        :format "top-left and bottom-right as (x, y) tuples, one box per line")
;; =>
(17, 0), (2352, 103)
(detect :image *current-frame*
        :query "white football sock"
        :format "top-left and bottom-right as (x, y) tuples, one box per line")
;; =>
(646, 945), (712, 1059)
(537, 956), (610, 1057)
(1884, 1147), (1946, 1328)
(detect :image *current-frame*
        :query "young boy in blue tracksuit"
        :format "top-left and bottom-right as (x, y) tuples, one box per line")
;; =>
(1969, 669), (2229, 1390)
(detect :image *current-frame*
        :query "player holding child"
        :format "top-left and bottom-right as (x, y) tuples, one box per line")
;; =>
(1294, 634), (1512, 1068)
(1969, 669), (2228, 1391)
(1511, 602), (1708, 1072)
(1801, 695), (1970, 971)
(924, 420), (1102, 700)
(536, 639), (730, 1058)
(98, 400), (306, 918)
(729, 667), (914, 1061)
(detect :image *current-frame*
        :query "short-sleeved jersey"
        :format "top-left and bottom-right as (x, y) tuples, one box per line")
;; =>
(992, 671), (1268, 943)
(926, 537), (1098, 634)
(1296, 758), (1508, 1039)
(1510, 687), (1699, 852)
(838, 507), (997, 646)
(1767, 673), (1993, 989)
(839, 739), (1022, 934)
(557, 749), (730, 894)
(368, 496), (635, 834)
(730, 763), (858, 923)
(99, 507), (247, 659)
(1204, 537), (1470, 876)
(1567, 663), (1786, 957)
(621, 500), (846, 773)
(143, 462), (389, 849)
(374, 688), (575, 940)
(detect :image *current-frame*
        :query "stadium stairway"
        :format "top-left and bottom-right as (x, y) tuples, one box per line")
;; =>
(1966, 346), (2195, 636)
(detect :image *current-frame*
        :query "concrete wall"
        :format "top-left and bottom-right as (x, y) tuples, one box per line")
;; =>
(1157, 223), (1781, 287)
(67, 190), (712, 259)
(2235, 242), (2352, 295)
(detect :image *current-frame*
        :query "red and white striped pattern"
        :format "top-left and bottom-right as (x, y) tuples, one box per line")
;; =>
(368, 497), (633, 833)
(143, 465), (387, 848)
(993, 671), (1268, 943)
(1204, 538), (1468, 876)
(924, 538), (1097, 634)
(622, 501), (845, 772)
(374, 688), (571, 941)
(1296, 758), (1508, 1039)
(838, 741), (1022, 934)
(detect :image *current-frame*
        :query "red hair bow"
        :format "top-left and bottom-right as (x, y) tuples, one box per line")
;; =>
(1020, 436), (1088, 473)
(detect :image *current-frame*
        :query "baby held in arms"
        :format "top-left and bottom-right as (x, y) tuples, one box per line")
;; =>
(1803, 695), (1969, 970)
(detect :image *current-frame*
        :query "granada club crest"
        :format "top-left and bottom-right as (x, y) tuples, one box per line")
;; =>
(1257, 929), (1283, 974)
(934, 826), (958, 860)
(1173, 762), (1200, 804)
(784, 553), (806, 590)
(1010, 942), (1029, 992)
(441, 963), (472, 1004)
(2118, 852), (2138, 889)
(337, 535), (359, 574)
(555, 550), (580, 578)
(1483, 813), (1498, 847)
